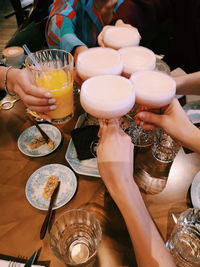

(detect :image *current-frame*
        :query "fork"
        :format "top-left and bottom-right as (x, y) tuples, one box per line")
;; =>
(8, 262), (21, 267)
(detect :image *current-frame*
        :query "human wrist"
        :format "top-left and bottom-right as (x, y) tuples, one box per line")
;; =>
(4, 67), (17, 96)
(180, 123), (200, 153)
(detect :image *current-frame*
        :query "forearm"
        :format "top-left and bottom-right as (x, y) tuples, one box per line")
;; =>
(110, 180), (176, 267)
(175, 72), (200, 95)
(178, 122), (200, 153)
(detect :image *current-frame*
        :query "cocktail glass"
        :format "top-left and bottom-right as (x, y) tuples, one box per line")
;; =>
(25, 49), (74, 124)
(129, 70), (176, 147)
(76, 47), (123, 81)
(80, 74), (135, 119)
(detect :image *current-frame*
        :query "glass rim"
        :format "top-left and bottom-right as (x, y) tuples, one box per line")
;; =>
(24, 48), (74, 71)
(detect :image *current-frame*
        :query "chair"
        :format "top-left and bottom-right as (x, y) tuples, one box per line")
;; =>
(6, 0), (53, 52)
(5, 0), (34, 27)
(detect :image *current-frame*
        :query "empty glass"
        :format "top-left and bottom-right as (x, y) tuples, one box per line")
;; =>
(152, 129), (179, 163)
(49, 209), (102, 267)
(166, 208), (200, 267)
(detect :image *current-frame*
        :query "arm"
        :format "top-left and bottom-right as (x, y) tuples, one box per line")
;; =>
(135, 98), (200, 153)
(175, 72), (200, 95)
(0, 66), (56, 113)
(97, 119), (176, 267)
(47, 14), (87, 55)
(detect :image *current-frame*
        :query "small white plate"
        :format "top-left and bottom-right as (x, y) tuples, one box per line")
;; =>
(18, 124), (62, 157)
(65, 114), (100, 178)
(191, 171), (200, 209)
(25, 164), (77, 210)
(183, 101), (200, 124)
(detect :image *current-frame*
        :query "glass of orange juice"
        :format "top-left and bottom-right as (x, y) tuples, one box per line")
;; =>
(25, 49), (74, 124)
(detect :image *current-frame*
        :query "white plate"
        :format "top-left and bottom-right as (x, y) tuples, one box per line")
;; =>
(65, 114), (101, 178)
(18, 124), (62, 157)
(25, 164), (77, 210)
(183, 101), (200, 124)
(191, 170), (200, 209)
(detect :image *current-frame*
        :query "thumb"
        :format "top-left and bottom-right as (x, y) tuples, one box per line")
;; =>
(137, 111), (164, 127)
(115, 19), (124, 26)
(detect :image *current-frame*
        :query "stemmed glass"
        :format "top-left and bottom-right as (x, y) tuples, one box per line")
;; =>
(128, 70), (176, 147)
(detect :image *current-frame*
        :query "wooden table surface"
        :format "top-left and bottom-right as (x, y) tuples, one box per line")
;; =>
(0, 94), (200, 267)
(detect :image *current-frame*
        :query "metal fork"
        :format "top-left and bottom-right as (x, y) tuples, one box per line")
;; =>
(8, 262), (21, 267)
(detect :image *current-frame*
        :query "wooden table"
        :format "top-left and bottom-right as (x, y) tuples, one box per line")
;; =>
(0, 94), (200, 267)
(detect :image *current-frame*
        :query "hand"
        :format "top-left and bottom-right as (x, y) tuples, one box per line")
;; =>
(98, 19), (140, 47)
(97, 119), (134, 196)
(7, 68), (56, 116)
(135, 98), (193, 142)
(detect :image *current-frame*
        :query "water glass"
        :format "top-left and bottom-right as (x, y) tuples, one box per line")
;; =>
(166, 208), (200, 267)
(49, 209), (102, 267)
(152, 129), (179, 163)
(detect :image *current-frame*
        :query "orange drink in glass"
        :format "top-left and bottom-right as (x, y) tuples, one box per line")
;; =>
(25, 49), (74, 124)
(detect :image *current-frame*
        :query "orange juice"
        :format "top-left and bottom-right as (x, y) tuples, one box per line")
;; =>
(37, 70), (74, 123)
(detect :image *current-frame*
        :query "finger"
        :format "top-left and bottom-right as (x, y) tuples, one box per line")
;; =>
(26, 104), (57, 113)
(141, 124), (156, 130)
(136, 111), (164, 127)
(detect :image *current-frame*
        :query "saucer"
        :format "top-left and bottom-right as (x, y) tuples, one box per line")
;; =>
(25, 164), (77, 210)
(18, 124), (61, 157)
(191, 170), (200, 209)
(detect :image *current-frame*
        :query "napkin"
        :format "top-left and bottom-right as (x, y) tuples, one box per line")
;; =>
(71, 125), (100, 160)
(0, 259), (44, 267)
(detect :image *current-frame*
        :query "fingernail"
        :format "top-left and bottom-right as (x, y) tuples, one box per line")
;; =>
(138, 113), (145, 119)
(48, 98), (56, 104)
(49, 105), (57, 110)
(44, 92), (52, 98)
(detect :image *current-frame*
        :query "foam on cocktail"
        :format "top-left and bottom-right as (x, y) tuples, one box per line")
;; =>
(80, 75), (135, 119)
(103, 26), (141, 50)
(119, 46), (156, 77)
(130, 70), (176, 108)
(76, 47), (123, 81)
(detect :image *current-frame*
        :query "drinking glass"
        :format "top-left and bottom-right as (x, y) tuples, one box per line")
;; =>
(166, 208), (200, 267)
(25, 49), (74, 124)
(152, 129), (179, 163)
(49, 209), (102, 267)
(129, 70), (176, 147)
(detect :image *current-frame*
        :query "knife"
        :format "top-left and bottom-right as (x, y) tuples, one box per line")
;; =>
(40, 181), (60, 240)
(24, 249), (38, 267)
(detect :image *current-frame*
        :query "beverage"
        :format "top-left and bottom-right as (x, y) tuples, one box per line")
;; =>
(25, 49), (74, 124)
(130, 70), (176, 108)
(103, 26), (141, 50)
(80, 75), (135, 119)
(119, 46), (156, 78)
(76, 47), (123, 81)
(36, 70), (74, 123)
(2, 46), (24, 67)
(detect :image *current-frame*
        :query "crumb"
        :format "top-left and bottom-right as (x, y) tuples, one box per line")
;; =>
(28, 136), (46, 149)
(43, 175), (59, 199)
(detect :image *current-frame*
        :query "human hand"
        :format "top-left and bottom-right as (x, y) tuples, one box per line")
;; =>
(135, 98), (193, 142)
(97, 119), (134, 196)
(7, 68), (56, 118)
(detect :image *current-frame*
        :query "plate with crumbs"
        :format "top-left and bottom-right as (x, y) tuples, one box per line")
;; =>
(25, 164), (77, 210)
(18, 124), (62, 157)
(191, 170), (200, 209)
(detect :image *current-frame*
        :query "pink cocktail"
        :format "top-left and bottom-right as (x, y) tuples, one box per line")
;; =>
(129, 70), (176, 146)
(76, 47), (123, 81)
(130, 70), (176, 108)
(103, 26), (141, 50)
(119, 46), (156, 78)
(80, 75), (135, 119)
